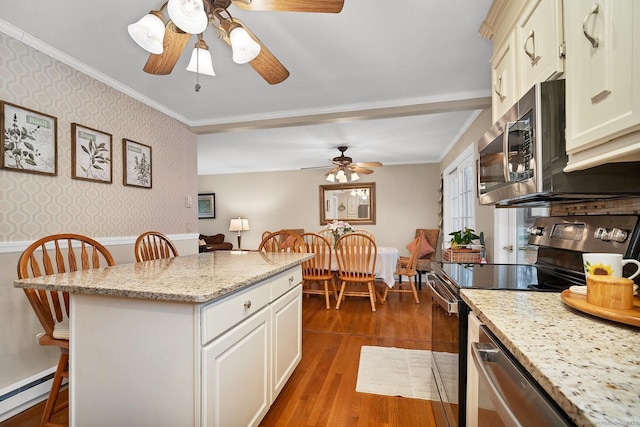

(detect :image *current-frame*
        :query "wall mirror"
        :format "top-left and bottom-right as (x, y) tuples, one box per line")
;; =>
(320, 182), (376, 225)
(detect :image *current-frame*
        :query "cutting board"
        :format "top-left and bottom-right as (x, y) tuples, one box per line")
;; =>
(561, 290), (640, 327)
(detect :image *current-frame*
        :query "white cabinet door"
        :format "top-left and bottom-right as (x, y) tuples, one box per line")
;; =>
(517, 0), (564, 93)
(491, 32), (519, 123)
(565, 0), (640, 170)
(271, 284), (302, 399)
(202, 306), (270, 427)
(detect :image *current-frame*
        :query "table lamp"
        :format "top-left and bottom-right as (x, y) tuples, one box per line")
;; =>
(229, 217), (250, 253)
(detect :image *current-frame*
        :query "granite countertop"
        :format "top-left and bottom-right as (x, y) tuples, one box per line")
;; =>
(461, 289), (640, 427)
(14, 251), (313, 303)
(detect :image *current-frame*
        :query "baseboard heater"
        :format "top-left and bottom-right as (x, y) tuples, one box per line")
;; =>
(0, 367), (60, 422)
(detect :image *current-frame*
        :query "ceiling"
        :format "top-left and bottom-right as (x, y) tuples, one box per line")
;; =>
(0, 0), (494, 175)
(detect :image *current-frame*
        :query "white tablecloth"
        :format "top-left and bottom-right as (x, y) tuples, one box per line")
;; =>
(329, 246), (399, 287)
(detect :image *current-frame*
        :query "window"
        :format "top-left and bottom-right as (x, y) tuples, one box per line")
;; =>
(443, 144), (475, 248)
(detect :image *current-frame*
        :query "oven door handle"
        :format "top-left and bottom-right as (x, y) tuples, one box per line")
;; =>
(471, 341), (523, 427)
(426, 280), (458, 315)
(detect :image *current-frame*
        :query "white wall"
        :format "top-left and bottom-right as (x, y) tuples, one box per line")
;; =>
(198, 163), (441, 255)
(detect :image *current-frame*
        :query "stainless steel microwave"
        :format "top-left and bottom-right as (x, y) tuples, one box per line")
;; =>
(477, 79), (640, 206)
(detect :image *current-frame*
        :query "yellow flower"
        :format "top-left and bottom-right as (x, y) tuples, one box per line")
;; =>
(585, 262), (614, 276)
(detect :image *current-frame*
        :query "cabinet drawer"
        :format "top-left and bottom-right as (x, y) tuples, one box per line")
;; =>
(270, 267), (302, 302)
(201, 281), (270, 345)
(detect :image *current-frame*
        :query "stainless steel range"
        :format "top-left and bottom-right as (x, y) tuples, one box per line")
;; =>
(427, 215), (640, 427)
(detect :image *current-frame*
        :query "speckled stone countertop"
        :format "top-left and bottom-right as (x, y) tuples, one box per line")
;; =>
(461, 289), (640, 427)
(14, 251), (313, 303)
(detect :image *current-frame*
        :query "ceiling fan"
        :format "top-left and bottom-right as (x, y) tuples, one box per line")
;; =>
(128, 0), (344, 86)
(308, 146), (383, 182)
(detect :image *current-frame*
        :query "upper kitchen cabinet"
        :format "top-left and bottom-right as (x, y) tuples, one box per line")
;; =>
(491, 33), (519, 122)
(564, 0), (640, 171)
(482, 0), (565, 123)
(516, 0), (565, 94)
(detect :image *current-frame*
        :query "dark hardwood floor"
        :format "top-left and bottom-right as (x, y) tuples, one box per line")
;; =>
(1, 285), (435, 427)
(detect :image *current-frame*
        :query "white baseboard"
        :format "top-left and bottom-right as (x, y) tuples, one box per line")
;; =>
(0, 367), (61, 422)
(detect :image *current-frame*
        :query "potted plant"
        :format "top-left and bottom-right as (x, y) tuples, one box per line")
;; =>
(448, 227), (480, 251)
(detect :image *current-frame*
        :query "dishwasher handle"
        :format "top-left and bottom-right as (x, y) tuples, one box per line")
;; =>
(471, 341), (523, 427)
(427, 277), (458, 315)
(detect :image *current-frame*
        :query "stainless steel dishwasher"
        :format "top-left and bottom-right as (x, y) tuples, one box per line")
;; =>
(470, 325), (573, 427)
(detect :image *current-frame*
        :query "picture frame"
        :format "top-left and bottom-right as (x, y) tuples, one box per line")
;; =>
(198, 193), (216, 219)
(71, 123), (112, 183)
(1, 101), (58, 176)
(123, 139), (152, 188)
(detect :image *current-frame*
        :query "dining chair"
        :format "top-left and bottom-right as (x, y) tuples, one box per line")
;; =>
(258, 231), (304, 253)
(134, 231), (179, 261)
(383, 232), (421, 303)
(353, 229), (375, 241)
(334, 233), (378, 312)
(17, 233), (115, 427)
(300, 233), (337, 309)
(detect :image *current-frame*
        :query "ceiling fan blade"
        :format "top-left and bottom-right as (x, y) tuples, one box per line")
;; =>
(220, 18), (290, 84)
(354, 162), (383, 167)
(143, 22), (191, 75)
(352, 166), (374, 174)
(233, 0), (344, 13)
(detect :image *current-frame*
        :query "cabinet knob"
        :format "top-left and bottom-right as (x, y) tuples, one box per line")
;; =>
(288, 276), (294, 284)
(244, 300), (252, 309)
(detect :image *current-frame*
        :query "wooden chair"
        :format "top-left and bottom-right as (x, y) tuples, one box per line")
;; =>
(414, 229), (440, 289)
(134, 231), (179, 261)
(334, 233), (378, 312)
(316, 228), (334, 241)
(353, 229), (375, 241)
(17, 234), (115, 427)
(300, 233), (337, 309)
(383, 233), (421, 303)
(258, 231), (304, 253)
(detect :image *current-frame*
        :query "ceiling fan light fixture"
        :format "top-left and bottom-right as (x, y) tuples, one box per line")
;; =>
(167, 0), (208, 34)
(186, 38), (215, 76)
(325, 172), (336, 182)
(229, 26), (261, 63)
(350, 172), (360, 182)
(128, 11), (166, 54)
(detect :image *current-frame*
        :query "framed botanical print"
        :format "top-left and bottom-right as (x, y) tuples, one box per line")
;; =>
(71, 123), (112, 183)
(198, 193), (216, 219)
(123, 139), (152, 188)
(1, 101), (58, 176)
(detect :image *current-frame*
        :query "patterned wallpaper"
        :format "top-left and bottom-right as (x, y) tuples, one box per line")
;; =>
(0, 33), (198, 243)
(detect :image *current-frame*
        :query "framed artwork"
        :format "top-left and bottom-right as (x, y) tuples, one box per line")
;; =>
(1, 101), (57, 176)
(71, 123), (112, 183)
(123, 139), (152, 188)
(198, 193), (215, 219)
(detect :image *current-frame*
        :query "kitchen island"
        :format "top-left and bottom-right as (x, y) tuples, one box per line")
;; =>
(461, 289), (640, 427)
(14, 251), (313, 427)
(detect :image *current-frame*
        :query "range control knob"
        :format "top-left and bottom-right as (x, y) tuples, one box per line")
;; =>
(527, 226), (545, 236)
(610, 228), (628, 243)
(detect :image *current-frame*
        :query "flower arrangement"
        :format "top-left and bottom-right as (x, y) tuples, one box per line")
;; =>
(326, 220), (354, 246)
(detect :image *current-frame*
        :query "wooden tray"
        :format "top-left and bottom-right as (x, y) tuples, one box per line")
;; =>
(561, 289), (640, 327)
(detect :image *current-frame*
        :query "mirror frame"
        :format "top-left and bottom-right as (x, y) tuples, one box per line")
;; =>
(319, 182), (376, 225)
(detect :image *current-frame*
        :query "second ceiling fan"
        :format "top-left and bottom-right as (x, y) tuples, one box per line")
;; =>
(129, 0), (345, 85)
(321, 146), (383, 182)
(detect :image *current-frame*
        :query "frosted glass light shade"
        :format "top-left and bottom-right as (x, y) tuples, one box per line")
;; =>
(229, 27), (261, 63)
(229, 218), (250, 231)
(167, 0), (208, 34)
(325, 173), (336, 182)
(336, 169), (347, 183)
(128, 13), (165, 54)
(350, 172), (360, 182)
(186, 47), (215, 76)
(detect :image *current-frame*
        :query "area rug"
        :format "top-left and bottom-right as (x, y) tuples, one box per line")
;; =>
(355, 346), (432, 400)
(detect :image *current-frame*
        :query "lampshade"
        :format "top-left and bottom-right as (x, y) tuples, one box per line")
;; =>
(167, 0), (208, 35)
(229, 27), (261, 64)
(350, 172), (360, 182)
(128, 12), (165, 54)
(229, 217), (250, 232)
(186, 39), (215, 76)
(336, 169), (347, 183)
(325, 172), (335, 182)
